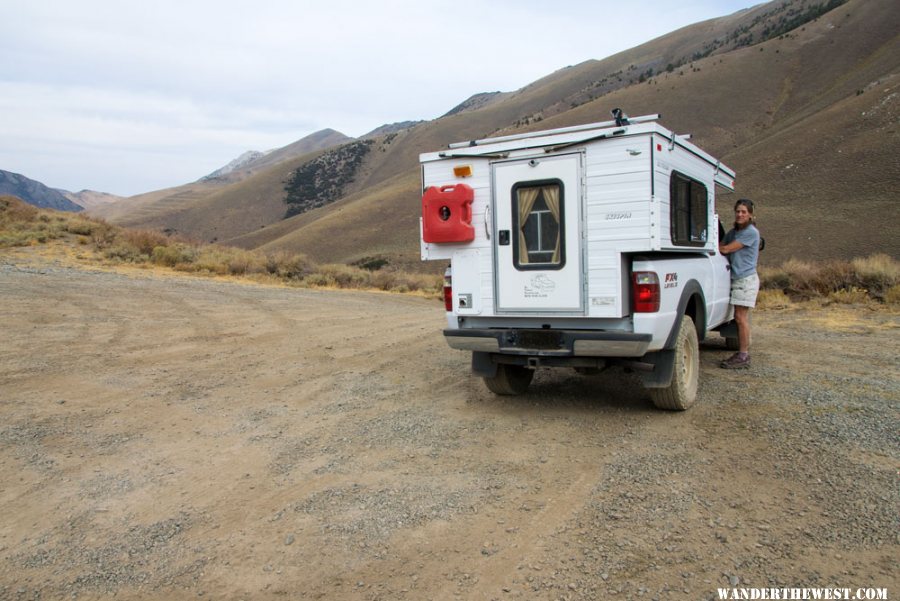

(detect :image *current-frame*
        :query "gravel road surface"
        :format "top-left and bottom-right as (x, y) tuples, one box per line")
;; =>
(0, 259), (897, 600)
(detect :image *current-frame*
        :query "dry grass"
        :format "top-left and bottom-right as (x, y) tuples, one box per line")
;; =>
(760, 254), (900, 303)
(5, 197), (893, 304)
(0, 197), (442, 297)
(756, 289), (793, 309)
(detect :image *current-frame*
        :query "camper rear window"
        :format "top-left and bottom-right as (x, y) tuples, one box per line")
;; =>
(670, 172), (709, 246)
(512, 180), (565, 270)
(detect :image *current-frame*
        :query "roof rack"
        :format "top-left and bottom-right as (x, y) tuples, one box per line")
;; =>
(447, 114), (661, 149)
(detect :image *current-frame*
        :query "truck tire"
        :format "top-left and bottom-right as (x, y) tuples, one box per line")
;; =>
(483, 364), (534, 395)
(650, 315), (699, 411)
(725, 336), (740, 351)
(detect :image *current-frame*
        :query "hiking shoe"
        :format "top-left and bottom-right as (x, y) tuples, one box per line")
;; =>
(720, 352), (751, 369)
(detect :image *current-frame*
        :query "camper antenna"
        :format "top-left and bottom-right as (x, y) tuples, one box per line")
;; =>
(611, 108), (630, 126)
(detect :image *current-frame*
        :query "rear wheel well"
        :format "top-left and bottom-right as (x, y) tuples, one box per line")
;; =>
(684, 293), (706, 341)
(664, 282), (706, 348)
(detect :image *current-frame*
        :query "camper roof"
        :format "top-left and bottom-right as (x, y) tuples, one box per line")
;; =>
(420, 114), (735, 190)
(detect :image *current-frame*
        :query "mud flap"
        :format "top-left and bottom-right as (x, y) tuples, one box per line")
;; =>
(715, 320), (739, 338)
(472, 351), (497, 378)
(638, 350), (675, 388)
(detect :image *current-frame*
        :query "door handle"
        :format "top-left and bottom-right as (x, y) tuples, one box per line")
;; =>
(498, 230), (510, 245)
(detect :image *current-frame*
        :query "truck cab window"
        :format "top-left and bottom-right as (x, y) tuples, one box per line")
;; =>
(512, 180), (565, 270)
(670, 172), (709, 246)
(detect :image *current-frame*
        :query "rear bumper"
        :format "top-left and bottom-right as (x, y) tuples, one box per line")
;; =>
(443, 328), (652, 357)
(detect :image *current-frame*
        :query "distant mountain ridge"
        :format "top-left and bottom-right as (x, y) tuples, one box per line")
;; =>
(442, 91), (511, 118)
(363, 121), (425, 138)
(201, 150), (268, 181)
(0, 169), (82, 212)
(62, 189), (123, 210)
(198, 129), (353, 186)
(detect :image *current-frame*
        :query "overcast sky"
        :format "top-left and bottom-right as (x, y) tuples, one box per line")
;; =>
(0, 0), (762, 196)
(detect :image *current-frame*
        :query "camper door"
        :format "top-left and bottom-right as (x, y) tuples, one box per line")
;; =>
(493, 154), (583, 313)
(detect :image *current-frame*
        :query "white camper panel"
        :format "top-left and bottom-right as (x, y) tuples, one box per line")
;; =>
(420, 159), (496, 315)
(652, 134), (718, 252)
(420, 159), (492, 261)
(582, 134), (654, 317)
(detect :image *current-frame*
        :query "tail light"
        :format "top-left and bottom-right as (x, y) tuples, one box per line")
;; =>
(443, 267), (452, 312)
(632, 272), (660, 313)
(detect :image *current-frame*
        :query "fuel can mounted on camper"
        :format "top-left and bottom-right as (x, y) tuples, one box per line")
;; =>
(421, 184), (475, 243)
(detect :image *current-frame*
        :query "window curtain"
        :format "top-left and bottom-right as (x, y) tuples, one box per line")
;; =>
(542, 185), (561, 263)
(517, 187), (540, 264)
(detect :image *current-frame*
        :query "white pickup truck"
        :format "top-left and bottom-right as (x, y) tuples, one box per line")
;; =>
(420, 113), (738, 410)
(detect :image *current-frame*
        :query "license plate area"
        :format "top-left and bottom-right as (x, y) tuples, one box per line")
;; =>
(515, 330), (564, 350)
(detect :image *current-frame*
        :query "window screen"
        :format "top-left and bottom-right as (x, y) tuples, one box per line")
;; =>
(512, 180), (565, 270)
(670, 172), (709, 246)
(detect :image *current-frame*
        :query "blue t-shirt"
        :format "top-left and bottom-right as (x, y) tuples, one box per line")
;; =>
(724, 224), (760, 279)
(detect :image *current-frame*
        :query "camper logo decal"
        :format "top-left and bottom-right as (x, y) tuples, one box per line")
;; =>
(524, 274), (556, 298)
(664, 273), (678, 289)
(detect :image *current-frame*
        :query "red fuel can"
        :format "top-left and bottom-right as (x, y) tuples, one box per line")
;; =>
(422, 184), (475, 243)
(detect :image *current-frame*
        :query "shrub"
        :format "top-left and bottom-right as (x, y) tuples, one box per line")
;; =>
(226, 249), (267, 276)
(65, 218), (100, 236)
(302, 273), (337, 288)
(759, 265), (791, 291)
(265, 250), (314, 279)
(192, 247), (233, 275)
(370, 269), (442, 294)
(318, 263), (371, 288)
(352, 256), (389, 271)
(187, 246), (266, 275)
(756, 289), (792, 309)
(90, 223), (117, 249)
(151, 244), (197, 267)
(850, 254), (899, 298)
(121, 228), (169, 256)
(828, 287), (870, 305)
(0, 196), (39, 223)
(104, 244), (146, 262)
(884, 284), (900, 305)
(760, 254), (900, 303)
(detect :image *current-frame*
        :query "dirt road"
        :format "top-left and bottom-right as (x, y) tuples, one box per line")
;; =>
(1, 257), (897, 600)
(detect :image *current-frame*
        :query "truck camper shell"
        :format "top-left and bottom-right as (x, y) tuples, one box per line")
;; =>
(419, 113), (737, 410)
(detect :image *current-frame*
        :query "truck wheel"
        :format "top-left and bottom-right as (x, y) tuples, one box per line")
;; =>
(650, 315), (699, 411)
(725, 336), (740, 351)
(483, 364), (534, 395)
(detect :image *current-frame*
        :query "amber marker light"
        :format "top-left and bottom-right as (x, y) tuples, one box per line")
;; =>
(453, 164), (473, 178)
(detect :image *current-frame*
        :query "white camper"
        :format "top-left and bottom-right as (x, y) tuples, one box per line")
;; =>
(420, 112), (738, 410)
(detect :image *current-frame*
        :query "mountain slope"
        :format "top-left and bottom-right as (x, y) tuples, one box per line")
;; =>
(232, 0), (898, 269)
(0, 170), (82, 212)
(62, 189), (124, 210)
(91, 129), (352, 232)
(102, 0), (899, 269)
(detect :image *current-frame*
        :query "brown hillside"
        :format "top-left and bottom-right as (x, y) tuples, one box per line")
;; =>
(90, 181), (223, 226)
(232, 0), (900, 269)
(92, 129), (351, 236)
(228, 128), (352, 181)
(104, 0), (899, 270)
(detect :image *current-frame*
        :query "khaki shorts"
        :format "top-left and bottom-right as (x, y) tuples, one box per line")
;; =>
(731, 273), (760, 308)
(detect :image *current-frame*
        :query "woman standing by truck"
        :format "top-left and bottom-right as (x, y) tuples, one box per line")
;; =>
(718, 198), (760, 369)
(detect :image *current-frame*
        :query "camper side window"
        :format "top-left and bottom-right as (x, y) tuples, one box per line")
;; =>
(512, 180), (565, 270)
(670, 172), (709, 246)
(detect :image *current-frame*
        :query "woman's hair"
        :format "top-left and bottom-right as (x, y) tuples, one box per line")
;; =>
(734, 198), (754, 214)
